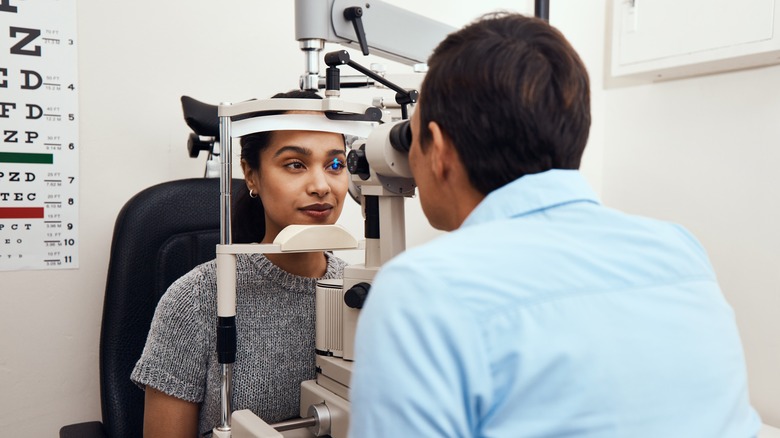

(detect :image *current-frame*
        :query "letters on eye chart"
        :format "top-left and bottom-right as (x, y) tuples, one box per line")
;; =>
(0, 0), (80, 271)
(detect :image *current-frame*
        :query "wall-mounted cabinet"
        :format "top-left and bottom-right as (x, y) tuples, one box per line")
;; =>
(610, 0), (780, 81)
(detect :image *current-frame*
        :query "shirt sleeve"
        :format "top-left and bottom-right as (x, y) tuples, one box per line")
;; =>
(130, 267), (212, 403)
(349, 257), (489, 438)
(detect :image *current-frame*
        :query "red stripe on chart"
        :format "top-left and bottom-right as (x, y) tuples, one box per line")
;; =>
(0, 207), (45, 219)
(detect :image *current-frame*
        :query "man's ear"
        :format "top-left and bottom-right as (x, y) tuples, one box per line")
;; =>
(427, 121), (456, 181)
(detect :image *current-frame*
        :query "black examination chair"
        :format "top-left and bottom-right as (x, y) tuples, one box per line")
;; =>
(60, 177), (242, 438)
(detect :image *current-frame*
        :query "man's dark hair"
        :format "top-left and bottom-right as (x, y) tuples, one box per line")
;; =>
(419, 12), (591, 195)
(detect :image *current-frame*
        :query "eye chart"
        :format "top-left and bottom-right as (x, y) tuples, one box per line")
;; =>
(0, 0), (79, 271)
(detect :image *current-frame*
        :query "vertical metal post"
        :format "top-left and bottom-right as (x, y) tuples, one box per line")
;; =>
(535, 0), (550, 21)
(217, 365), (233, 432)
(378, 196), (406, 265)
(295, 0), (328, 90)
(300, 39), (324, 91)
(216, 106), (234, 433)
(219, 106), (232, 246)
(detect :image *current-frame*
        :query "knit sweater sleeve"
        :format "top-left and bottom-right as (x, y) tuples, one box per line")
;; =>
(130, 263), (213, 403)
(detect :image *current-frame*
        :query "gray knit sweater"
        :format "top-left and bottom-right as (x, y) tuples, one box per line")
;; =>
(131, 252), (347, 435)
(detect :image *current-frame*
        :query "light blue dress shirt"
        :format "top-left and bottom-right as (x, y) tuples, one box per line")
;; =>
(349, 169), (760, 438)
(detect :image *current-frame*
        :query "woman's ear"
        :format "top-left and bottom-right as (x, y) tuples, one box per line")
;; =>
(241, 159), (258, 193)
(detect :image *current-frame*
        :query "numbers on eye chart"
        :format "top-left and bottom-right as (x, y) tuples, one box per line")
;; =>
(0, 0), (80, 271)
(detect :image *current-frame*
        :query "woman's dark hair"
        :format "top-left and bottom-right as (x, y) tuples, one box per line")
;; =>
(419, 12), (591, 196)
(231, 89), (323, 243)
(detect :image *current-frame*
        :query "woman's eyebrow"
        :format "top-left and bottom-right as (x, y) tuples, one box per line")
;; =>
(272, 146), (346, 158)
(273, 145), (310, 158)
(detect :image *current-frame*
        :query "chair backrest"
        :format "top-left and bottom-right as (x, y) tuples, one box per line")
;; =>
(99, 178), (242, 438)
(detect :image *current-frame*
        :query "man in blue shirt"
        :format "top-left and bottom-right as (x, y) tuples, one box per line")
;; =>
(349, 12), (760, 438)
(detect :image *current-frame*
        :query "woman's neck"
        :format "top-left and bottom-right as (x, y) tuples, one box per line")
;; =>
(264, 251), (328, 278)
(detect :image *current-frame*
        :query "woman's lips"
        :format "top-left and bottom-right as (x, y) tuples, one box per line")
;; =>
(300, 204), (333, 219)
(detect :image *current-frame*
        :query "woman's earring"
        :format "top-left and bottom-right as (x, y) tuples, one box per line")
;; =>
(249, 188), (258, 199)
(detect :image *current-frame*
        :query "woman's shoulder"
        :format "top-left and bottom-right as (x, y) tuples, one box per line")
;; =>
(172, 258), (218, 286)
(159, 259), (219, 310)
(170, 255), (265, 299)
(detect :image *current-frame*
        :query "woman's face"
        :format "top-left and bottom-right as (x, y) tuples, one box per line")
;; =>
(245, 129), (348, 243)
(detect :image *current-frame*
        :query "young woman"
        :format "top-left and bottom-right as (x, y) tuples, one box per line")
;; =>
(131, 90), (350, 437)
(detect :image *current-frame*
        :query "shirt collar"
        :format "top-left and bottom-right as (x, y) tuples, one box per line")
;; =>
(462, 169), (601, 227)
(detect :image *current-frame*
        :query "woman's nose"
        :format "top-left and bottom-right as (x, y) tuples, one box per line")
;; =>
(308, 169), (331, 197)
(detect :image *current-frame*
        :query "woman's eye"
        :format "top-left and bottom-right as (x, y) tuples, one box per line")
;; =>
(285, 161), (305, 170)
(328, 158), (345, 171)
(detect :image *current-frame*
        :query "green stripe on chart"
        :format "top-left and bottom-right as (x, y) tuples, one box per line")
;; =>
(0, 152), (54, 164)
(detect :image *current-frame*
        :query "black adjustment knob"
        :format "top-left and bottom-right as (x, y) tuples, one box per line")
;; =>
(344, 282), (371, 309)
(347, 148), (370, 180)
(395, 89), (418, 105)
(324, 50), (351, 67)
(187, 132), (214, 158)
